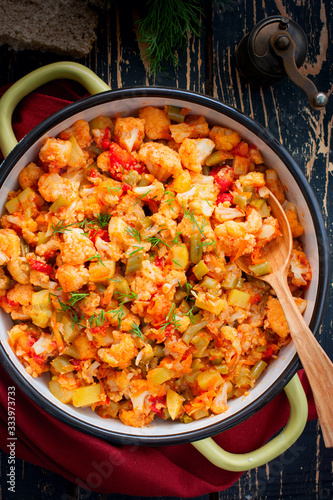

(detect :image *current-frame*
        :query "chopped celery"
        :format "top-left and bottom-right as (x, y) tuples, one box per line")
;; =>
(89, 115), (113, 130)
(201, 276), (218, 289)
(248, 261), (271, 276)
(126, 252), (144, 274)
(250, 360), (268, 380)
(113, 277), (132, 302)
(221, 273), (240, 290)
(192, 409), (210, 420)
(233, 193), (248, 210)
(258, 201), (270, 218)
(249, 197), (265, 209)
(182, 320), (209, 344)
(166, 105), (185, 123)
(20, 237), (30, 257)
(201, 165), (210, 176)
(123, 170), (140, 187)
(189, 233), (202, 264)
(215, 364), (228, 374)
(206, 150), (226, 167)
(193, 260), (209, 280)
(49, 195), (70, 212)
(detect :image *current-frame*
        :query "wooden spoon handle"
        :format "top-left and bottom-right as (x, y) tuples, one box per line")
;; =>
(271, 274), (333, 448)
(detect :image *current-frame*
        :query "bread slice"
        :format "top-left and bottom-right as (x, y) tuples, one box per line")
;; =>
(0, 0), (99, 58)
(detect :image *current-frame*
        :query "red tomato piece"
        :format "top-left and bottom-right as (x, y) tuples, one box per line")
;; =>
(154, 257), (164, 268)
(250, 293), (261, 305)
(101, 127), (112, 150)
(231, 141), (249, 157)
(149, 395), (166, 418)
(122, 183), (132, 193)
(263, 345), (275, 361)
(6, 297), (20, 308)
(210, 167), (234, 192)
(217, 192), (233, 205)
(31, 353), (45, 365)
(109, 143), (137, 180)
(89, 228), (109, 245)
(30, 260), (53, 276)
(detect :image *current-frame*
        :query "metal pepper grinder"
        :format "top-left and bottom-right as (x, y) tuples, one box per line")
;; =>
(235, 16), (328, 110)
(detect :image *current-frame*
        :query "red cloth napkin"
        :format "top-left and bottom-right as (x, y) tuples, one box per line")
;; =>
(0, 81), (317, 496)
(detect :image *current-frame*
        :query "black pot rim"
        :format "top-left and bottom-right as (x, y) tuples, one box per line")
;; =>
(0, 87), (329, 446)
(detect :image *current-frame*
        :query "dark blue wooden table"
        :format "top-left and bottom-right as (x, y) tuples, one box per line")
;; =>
(0, 0), (332, 498)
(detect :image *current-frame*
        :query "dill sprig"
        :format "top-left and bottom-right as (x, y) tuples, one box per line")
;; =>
(87, 254), (106, 267)
(178, 281), (193, 300)
(68, 292), (89, 307)
(133, 189), (152, 206)
(96, 212), (112, 228)
(126, 226), (141, 242)
(129, 322), (144, 340)
(51, 220), (76, 235)
(136, 0), (203, 75)
(160, 303), (181, 333)
(128, 247), (144, 256)
(89, 310), (106, 328)
(147, 236), (170, 249)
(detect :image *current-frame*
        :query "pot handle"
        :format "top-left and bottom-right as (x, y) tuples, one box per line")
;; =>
(0, 61), (110, 158)
(191, 373), (308, 471)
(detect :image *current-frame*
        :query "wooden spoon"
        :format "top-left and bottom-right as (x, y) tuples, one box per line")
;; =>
(236, 189), (333, 447)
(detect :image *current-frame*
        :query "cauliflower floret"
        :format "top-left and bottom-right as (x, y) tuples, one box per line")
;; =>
(244, 207), (262, 234)
(58, 119), (92, 148)
(1, 214), (38, 246)
(256, 216), (281, 247)
(138, 142), (182, 182)
(289, 249), (312, 287)
(19, 163), (43, 190)
(0, 228), (21, 265)
(56, 264), (89, 292)
(132, 178), (165, 203)
(239, 171), (265, 188)
(178, 138), (215, 173)
(138, 106), (171, 140)
(285, 207), (304, 238)
(265, 296), (307, 338)
(177, 180), (218, 217)
(114, 117), (145, 152)
(39, 137), (72, 168)
(215, 205), (244, 223)
(7, 283), (33, 306)
(265, 169), (285, 204)
(35, 236), (60, 259)
(94, 179), (122, 208)
(209, 126), (241, 151)
(211, 381), (231, 414)
(215, 220), (256, 260)
(118, 408), (154, 427)
(98, 332), (138, 369)
(38, 173), (78, 203)
(60, 227), (96, 265)
(169, 115), (210, 143)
